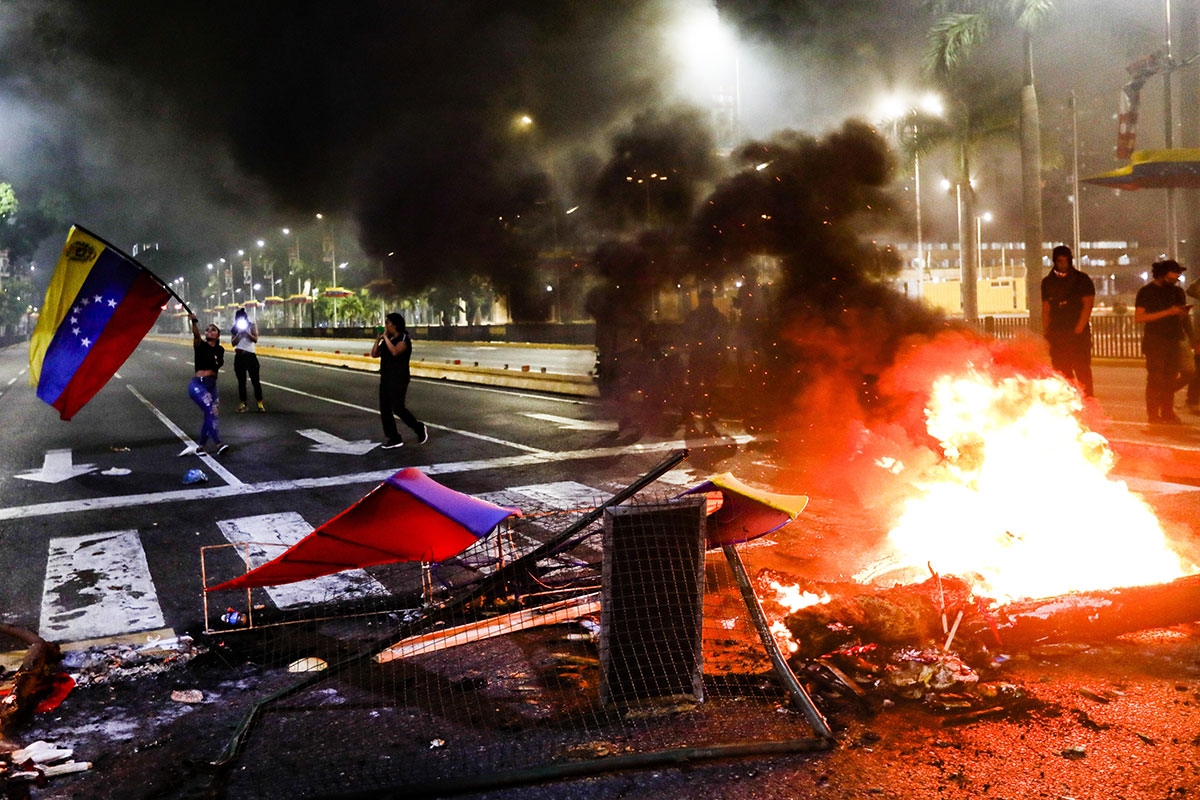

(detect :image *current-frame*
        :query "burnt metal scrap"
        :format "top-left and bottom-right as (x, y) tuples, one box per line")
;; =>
(775, 571), (1200, 727)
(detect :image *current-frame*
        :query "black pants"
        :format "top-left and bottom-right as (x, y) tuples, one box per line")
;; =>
(234, 350), (262, 403)
(1046, 332), (1093, 397)
(1144, 337), (1188, 419)
(379, 377), (425, 441)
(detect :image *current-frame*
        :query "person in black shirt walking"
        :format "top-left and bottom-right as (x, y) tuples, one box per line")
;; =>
(371, 312), (428, 449)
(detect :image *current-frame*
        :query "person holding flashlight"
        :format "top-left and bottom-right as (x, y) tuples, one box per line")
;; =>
(230, 307), (264, 412)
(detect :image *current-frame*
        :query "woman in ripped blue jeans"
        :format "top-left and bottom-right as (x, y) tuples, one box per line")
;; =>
(188, 315), (229, 455)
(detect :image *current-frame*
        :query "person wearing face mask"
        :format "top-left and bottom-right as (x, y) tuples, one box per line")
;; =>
(1135, 259), (1192, 424)
(1041, 245), (1095, 397)
(187, 314), (229, 455)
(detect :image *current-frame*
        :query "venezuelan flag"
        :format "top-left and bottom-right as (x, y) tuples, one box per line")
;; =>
(29, 226), (171, 420)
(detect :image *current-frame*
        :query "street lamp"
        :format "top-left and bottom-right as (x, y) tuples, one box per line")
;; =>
(876, 91), (943, 282)
(976, 212), (993, 278)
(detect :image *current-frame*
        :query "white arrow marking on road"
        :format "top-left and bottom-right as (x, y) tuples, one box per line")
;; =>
(40, 530), (165, 642)
(16, 449), (98, 484)
(217, 512), (388, 609)
(520, 413), (618, 432)
(296, 428), (380, 455)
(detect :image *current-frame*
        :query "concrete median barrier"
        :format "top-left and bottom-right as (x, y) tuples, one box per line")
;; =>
(150, 336), (599, 398)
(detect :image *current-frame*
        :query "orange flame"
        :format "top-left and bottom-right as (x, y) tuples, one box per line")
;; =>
(862, 366), (1194, 603)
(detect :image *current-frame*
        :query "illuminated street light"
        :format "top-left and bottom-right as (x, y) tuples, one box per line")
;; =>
(877, 91), (943, 283)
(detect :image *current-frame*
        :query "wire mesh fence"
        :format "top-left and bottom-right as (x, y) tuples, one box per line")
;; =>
(201, 458), (830, 799)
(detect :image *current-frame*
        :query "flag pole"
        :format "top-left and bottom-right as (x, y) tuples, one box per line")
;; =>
(72, 224), (193, 316)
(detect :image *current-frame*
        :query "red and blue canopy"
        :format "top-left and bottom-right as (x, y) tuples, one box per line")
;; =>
(207, 468), (522, 591)
(679, 472), (808, 547)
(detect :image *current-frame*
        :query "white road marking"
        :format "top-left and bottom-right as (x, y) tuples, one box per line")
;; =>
(215, 512), (388, 608)
(296, 428), (379, 455)
(127, 385), (244, 486)
(508, 480), (612, 510)
(39, 530), (165, 643)
(16, 449), (98, 484)
(261, 380), (551, 454)
(462, 481), (611, 576)
(521, 413), (618, 432)
(0, 437), (748, 521)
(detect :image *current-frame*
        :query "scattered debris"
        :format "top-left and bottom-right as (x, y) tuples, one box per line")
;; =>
(183, 468), (208, 485)
(220, 608), (246, 626)
(886, 648), (978, 698)
(1, 738), (92, 791)
(101, 467), (131, 476)
(1077, 687), (1112, 704)
(170, 689), (204, 704)
(0, 624), (63, 737)
(62, 636), (204, 688)
(1061, 745), (1088, 759)
(287, 657), (328, 673)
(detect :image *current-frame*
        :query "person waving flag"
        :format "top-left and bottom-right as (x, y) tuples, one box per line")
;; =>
(29, 225), (175, 420)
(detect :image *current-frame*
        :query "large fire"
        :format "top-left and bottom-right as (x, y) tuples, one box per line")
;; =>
(859, 365), (1195, 603)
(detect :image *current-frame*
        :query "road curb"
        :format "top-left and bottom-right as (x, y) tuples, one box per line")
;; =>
(149, 337), (599, 398)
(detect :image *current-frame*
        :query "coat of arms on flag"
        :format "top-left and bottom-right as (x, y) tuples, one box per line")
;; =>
(28, 225), (175, 420)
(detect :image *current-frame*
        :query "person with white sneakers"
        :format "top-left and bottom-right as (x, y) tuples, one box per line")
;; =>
(371, 312), (429, 449)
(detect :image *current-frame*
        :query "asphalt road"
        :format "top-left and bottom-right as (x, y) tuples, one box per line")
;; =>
(1, 341), (1198, 659)
(5, 341), (1200, 800)
(0, 339), (726, 648)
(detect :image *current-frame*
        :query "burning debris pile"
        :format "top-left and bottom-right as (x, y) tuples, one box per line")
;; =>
(758, 333), (1200, 724)
(767, 570), (1200, 719)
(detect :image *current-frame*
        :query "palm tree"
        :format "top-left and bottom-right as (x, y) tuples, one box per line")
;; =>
(925, 0), (1057, 327)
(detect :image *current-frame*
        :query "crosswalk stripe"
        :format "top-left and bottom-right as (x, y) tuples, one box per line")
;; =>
(28, 482), (612, 643)
(509, 480), (611, 510)
(40, 531), (166, 643)
(463, 481), (612, 576)
(215, 512), (389, 609)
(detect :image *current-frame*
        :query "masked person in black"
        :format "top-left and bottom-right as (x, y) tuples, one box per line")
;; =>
(1040, 245), (1095, 396)
(1135, 259), (1192, 424)
(371, 312), (429, 449)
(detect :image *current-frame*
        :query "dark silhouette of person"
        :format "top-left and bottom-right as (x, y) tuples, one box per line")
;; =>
(1040, 245), (1095, 396)
(683, 286), (728, 430)
(1135, 259), (1192, 424)
(372, 312), (429, 448)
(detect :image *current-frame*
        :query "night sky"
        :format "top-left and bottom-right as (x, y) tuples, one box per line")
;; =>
(0, 0), (1182, 291)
